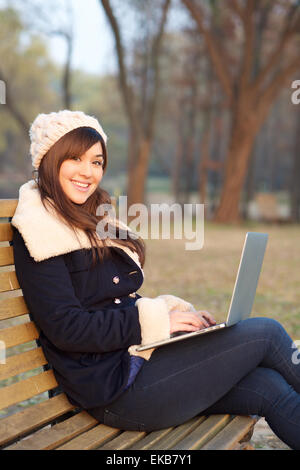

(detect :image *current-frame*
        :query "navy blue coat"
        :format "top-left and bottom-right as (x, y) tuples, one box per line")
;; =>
(12, 226), (144, 409)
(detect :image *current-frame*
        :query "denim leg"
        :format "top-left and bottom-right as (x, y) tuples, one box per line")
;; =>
(89, 317), (300, 437)
(255, 319), (300, 393)
(203, 367), (300, 450)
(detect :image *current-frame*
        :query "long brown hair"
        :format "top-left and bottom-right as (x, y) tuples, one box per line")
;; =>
(33, 126), (145, 268)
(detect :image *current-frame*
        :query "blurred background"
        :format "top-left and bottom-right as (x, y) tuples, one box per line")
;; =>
(1, 4), (300, 445)
(0, 0), (299, 224)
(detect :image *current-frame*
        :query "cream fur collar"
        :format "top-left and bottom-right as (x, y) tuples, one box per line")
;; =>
(12, 180), (143, 273)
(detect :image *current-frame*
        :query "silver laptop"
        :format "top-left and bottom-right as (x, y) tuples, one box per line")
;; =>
(136, 232), (268, 352)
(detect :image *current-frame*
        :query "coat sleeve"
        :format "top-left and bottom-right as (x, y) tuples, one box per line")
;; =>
(12, 228), (142, 354)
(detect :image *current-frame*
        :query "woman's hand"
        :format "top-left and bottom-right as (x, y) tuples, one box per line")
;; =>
(169, 308), (216, 335)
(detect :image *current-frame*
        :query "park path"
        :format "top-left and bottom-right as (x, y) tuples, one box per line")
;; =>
(250, 418), (290, 450)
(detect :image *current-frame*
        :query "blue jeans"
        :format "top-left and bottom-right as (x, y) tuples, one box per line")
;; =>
(88, 318), (300, 450)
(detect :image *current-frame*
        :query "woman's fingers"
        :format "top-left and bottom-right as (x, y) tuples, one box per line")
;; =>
(169, 309), (217, 334)
(197, 310), (217, 325)
(169, 311), (210, 333)
(174, 312), (204, 328)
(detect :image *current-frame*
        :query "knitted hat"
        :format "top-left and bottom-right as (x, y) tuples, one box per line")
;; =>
(29, 110), (108, 169)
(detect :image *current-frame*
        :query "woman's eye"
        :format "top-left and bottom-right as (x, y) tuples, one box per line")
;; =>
(68, 157), (103, 166)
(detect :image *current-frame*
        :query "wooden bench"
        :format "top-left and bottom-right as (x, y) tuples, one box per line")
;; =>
(0, 198), (259, 450)
(254, 193), (288, 224)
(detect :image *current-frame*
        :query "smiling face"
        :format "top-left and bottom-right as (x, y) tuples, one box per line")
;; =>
(59, 141), (104, 204)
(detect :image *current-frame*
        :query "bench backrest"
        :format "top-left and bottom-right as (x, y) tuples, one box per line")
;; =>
(254, 193), (279, 221)
(0, 199), (75, 448)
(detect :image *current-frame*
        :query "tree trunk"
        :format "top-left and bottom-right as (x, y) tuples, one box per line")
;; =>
(127, 137), (151, 207)
(198, 129), (210, 204)
(172, 114), (184, 201)
(214, 113), (256, 222)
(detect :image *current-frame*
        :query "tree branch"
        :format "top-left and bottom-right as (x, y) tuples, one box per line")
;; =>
(100, 0), (139, 134)
(181, 0), (233, 103)
(256, 57), (300, 129)
(239, 0), (256, 90)
(251, 3), (300, 96)
(227, 0), (246, 22)
(146, 0), (171, 140)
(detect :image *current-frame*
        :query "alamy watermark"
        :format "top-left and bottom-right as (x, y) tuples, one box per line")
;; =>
(96, 197), (204, 251)
(291, 340), (300, 365)
(291, 80), (300, 105)
(0, 80), (6, 105)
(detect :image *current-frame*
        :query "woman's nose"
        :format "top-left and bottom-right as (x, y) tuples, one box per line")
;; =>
(79, 161), (93, 178)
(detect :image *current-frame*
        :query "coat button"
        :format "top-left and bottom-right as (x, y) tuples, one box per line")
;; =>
(114, 298), (121, 304)
(112, 276), (120, 284)
(128, 292), (136, 298)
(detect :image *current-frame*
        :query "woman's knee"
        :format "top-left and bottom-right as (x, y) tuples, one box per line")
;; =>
(243, 317), (287, 341)
(239, 367), (295, 415)
(202, 367), (291, 417)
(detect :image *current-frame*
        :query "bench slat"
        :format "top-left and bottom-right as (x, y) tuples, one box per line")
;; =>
(6, 410), (98, 450)
(0, 370), (58, 410)
(0, 321), (39, 348)
(57, 424), (121, 450)
(0, 347), (47, 381)
(99, 430), (147, 450)
(130, 427), (174, 450)
(0, 394), (75, 447)
(142, 416), (206, 451)
(0, 296), (29, 320)
(0, 246), (14, 267)
(0, 270), (19, 293)
(0, 223), (13, 242)
(172, 414), (232, 450)
(0, 199), (18, 218)
(201, 416), (256, 450)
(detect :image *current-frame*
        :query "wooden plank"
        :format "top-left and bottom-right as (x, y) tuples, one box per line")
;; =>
(57, 424), (121, 450)
(0, 270), (19, 293)
(0, 321), (39, 348)
(6, 411), (98, 450)
(0, 370), (58, 410)
(172, 414), (232, 450)
(0, 347), (47, 381)
(147, 416), (207, 451)
(0, 223), (13, 242)
(99, 430), (147, 450)
(0, 296), (29, 320)
(0, 394), (75, 447)
(0, 246), (14, 267)
(0, 200), (18, 218)
(201, 416), (257, 450)
(239, 442), (255, 450)
(130, 427), (174, 450)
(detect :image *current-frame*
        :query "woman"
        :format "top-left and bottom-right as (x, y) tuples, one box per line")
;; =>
(12, 110), (300, 449)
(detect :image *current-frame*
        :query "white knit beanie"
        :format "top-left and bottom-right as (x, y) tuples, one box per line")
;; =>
(29, 110), (108, 170)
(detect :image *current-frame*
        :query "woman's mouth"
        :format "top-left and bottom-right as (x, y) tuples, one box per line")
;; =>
(70, 179), (91, 192)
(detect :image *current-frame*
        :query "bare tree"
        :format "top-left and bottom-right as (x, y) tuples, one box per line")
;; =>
(182, 0), (300, 222)
(100, 0), (171, 206)
(16, 0), (74, 109)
